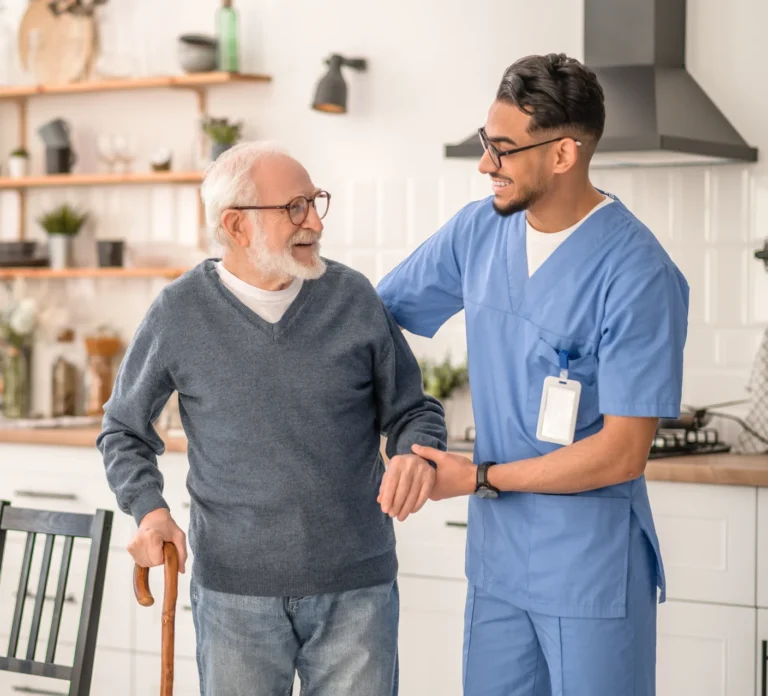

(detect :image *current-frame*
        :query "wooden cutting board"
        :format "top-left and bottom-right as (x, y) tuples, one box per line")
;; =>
(18, 0), (96, 84)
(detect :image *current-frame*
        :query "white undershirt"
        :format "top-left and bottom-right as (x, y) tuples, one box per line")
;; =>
(215, 261), (302, 323)
(526, 196), (614, 277)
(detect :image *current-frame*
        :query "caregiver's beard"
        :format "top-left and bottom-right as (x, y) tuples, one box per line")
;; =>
(247, 222), (327, 282)
(493, 180), (548, 218)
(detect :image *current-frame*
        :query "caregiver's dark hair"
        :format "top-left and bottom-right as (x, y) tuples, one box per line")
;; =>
(496, 53), (606, 141)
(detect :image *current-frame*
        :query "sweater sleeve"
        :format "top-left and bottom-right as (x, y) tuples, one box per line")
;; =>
(373, 301), (448, 460)
(96, 300), (175, 525)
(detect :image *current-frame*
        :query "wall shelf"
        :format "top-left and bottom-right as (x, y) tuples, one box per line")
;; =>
(0, 267), (187, 280)
(0, 71), (271, 101)
(0, 171), (203, 190)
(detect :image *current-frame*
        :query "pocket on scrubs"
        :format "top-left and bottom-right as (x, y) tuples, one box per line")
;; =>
(527, 338), (600, 430)
(528, 494), (631, 618)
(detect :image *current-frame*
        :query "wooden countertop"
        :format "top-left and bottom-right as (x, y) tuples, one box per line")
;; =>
(0, 427), (187, 453)
(1, 428), (767, 486)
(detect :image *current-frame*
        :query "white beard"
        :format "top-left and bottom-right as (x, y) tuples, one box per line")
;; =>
(247, 223), (327, 281)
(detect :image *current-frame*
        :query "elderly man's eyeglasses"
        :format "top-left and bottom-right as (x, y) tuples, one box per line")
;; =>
(478, 127), (582, 169)
(231, 190), (331, 226)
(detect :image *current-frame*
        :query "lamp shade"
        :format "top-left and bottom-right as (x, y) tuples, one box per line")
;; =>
(312, 55), (347, 113)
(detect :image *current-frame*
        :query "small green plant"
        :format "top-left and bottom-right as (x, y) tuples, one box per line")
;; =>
(10, 147), (29, 158)
(419, 355), (469, 400)
(37, 204), (88, 236)
(202, 117), (243, 146)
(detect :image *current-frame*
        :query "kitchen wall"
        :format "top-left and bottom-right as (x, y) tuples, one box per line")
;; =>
(0, 0), (766, 440)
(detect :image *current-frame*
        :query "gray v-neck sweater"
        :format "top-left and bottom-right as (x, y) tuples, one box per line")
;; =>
(97, 259), (447, 597)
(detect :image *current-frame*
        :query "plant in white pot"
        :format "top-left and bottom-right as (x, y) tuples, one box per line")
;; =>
(38, 204), (88, 270)
(202, 116), (243, 161)
(8, 147), (29, 178)
(419, 355), (469, 438)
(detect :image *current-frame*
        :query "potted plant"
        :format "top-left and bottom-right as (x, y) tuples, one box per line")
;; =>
(37, 203), (88, 270)
(202, 116), (242, 161)
(419, 355), (469, 437)
(0, 297), (38, 418)
(8, 147), (30, 178)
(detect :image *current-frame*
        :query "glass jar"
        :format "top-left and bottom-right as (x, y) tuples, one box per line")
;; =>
(3, 344), (31, 419)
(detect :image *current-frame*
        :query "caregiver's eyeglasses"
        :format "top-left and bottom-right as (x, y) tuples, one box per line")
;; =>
(231, 190), (331, 226)
(478, 127), (582, 169)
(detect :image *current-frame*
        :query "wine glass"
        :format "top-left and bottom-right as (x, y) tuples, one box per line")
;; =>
(113, 134), (137, 174)
(97, 134), (117, 173)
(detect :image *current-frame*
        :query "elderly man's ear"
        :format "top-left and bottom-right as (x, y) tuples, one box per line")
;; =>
(221, 210), (251, 247)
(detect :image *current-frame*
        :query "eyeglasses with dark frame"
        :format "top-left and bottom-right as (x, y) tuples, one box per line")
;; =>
(478, 127), (582, 169)
(230, 190), (331, 226)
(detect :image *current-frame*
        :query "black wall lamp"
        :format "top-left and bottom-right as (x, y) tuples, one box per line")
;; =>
(312, 54), (368, 114)
(756, 239), (768, 272)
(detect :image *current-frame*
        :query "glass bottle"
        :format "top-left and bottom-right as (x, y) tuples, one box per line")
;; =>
(51, 329), (79, 417)
(216, 0), (239, 73)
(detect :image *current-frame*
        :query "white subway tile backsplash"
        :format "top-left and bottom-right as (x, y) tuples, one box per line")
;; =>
(632, 170), (673, 245)
(715, 329), (764, 367)
(346, 180), (378, 249)
(439, 176), (473, 226)
(681, 369), (751, 407)
(667, 247), (707, 324)
(671, 168), (709, 245)
(683, 327), (718, 369)
(753, 174), (768, 243)
(376, 179), (408, 248)
(707, 247), (748, 326)
(711, 167), (749, 244)
(406, 178), (441, 248)
(751, 262), (768, 323)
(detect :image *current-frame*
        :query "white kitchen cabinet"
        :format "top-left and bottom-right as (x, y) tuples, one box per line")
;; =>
(0, 644), (132, 696)
(657, 600), (755, 696)
(134, 653), (199, 695)
(397, 575), (466, 696)
(757, 490), (768, 609)
(647, 481), (757, 606)
(394, 497), (469, 581)
(757, 610), (768, 696)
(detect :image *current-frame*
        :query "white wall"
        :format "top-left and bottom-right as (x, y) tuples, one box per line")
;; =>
(0, 0), (766, 442)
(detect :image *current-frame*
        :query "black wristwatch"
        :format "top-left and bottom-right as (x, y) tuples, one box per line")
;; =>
(475, 462), (500, 499)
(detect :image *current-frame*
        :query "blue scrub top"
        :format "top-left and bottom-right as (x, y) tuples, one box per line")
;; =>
(377, 193), (690, 619)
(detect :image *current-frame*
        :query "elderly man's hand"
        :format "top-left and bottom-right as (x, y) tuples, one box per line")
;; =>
(128, 508), (188, 574)
(377, 454), (436, 522)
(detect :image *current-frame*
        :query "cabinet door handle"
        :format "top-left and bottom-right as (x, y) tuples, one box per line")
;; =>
(13, 590), (77, 604)
(182, 604), (192, 611)
(762, 640), (767, 696)
(12, 687), (68, 695)
(445, 521), (468, 528)
(13, 490), (77, 501)
(181, 501), (190, 509)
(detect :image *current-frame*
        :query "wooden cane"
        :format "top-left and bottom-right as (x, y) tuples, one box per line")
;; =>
(133, 542), (179, 696)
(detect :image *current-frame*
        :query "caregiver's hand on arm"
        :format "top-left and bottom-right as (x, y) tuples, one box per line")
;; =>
(378, 454), (436, 521)
(128, 507), (188, 573)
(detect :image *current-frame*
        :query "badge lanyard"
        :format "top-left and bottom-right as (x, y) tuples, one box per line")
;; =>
(536, 350), (582, 446)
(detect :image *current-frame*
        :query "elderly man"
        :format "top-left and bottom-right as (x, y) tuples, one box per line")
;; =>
(96, 141), (446, 696)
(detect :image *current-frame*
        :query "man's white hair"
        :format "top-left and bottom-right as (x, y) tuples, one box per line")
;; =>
(200, 141), (287, 247)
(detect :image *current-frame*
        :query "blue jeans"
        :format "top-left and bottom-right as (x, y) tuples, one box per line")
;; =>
(190, 576), (399, 696)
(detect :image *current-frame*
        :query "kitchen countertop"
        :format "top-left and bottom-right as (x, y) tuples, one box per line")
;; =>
(1, 428), (767, 487)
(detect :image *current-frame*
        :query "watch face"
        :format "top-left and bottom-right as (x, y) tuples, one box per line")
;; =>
(475, 486), (499, 499)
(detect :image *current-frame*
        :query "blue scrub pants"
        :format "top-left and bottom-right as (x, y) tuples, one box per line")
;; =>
(463, 518), (657, 695)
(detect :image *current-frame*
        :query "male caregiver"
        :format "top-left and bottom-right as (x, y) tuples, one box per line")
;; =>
(377, 53), (689, 696)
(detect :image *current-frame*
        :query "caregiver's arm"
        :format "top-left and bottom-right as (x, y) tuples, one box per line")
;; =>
(412, 415), (657, 499)
(488, 415), (658, 493)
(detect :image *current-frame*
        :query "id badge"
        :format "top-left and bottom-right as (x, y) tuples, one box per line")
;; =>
(536, 350), (581, 446)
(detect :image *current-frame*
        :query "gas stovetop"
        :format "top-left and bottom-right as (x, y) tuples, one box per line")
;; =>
(649, 427), (731, 459)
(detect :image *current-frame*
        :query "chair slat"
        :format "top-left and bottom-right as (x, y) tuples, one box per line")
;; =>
(1, 508), (92, 538)
(46, 535), (74, 664)
(27, 534), (55, 660)
(8, 532), (36, 658)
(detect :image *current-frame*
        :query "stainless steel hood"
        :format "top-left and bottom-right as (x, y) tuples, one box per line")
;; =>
(445, 0), (758, 168)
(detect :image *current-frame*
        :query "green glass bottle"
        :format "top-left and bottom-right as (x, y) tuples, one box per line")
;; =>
(217, 0), (239, 73)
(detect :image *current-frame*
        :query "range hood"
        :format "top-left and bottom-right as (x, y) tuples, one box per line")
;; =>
(445, 0), (758, 168)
